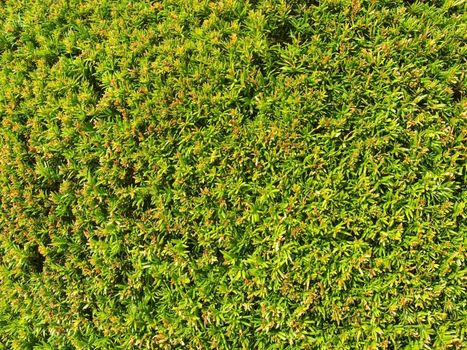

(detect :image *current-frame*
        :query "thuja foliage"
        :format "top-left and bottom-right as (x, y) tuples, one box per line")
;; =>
(0, 0), (466, 348)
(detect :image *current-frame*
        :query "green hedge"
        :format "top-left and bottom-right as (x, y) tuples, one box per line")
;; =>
(1, 0), (466, 348)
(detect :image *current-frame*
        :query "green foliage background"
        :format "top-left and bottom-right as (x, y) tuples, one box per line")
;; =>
(0, 0), (466, 348)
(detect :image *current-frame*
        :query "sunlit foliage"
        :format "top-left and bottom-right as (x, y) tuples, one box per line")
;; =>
(0, 0), (466, 348)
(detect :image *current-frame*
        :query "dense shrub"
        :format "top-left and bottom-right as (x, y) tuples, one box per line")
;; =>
(0, 0), (466, 349)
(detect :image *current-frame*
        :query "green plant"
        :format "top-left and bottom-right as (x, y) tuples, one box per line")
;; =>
(0, 0), (466, 349)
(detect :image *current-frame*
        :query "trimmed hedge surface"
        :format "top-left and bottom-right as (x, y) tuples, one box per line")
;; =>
(0, 0), (466, 349)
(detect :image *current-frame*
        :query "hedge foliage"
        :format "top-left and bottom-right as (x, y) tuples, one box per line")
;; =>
(0, 0), (466, 349)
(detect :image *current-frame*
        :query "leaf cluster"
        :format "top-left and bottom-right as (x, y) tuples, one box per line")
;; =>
(0, 0), (466, 349)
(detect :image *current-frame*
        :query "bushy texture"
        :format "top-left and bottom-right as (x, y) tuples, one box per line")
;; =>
(0, 0), (466, 349)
